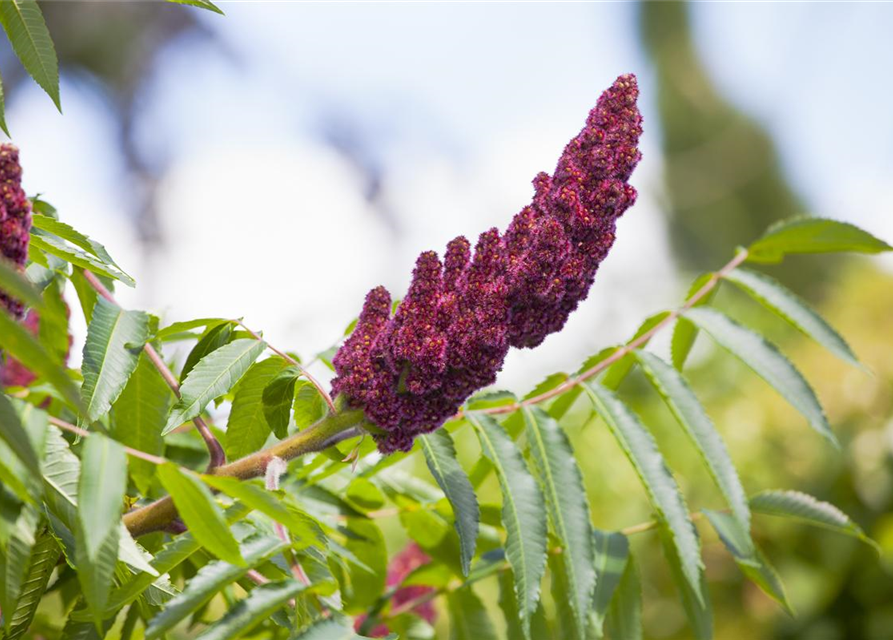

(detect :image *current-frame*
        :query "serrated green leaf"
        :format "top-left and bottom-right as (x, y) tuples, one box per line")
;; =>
(723, 268), (860, 368)
(448, 586), (497, 640)
(0, 310), (80, 409)
(155, 317), (229, 341)
(30, 232), (134, 287)
(522, 406), (594, 639)
(634, 350), (751, 544)
(75, 518), (118, 630)
(163, 339), (266, 435)
(40, 427), (152, 576)
(602, 311), (670, 390)
(498, 568), (550, 640)
(293, 379), (327, 430)
(3, 529), (60, 640)
(195, 579), (304, 640)
(0, 255), (43, 311)
(604, 553), (642, 640)
(683, 307), (836, 447)
(166, 0), (224, 15)
(156, 462), (243, 565)
(419, 430), (479, 577)
(181, 321), (234, 381)
(467, 413), (546, 639)
(671, 273), (717, 371)
(0, 393), (41, 480)
(589, 530), (629, 638)
(262, 366), (299, 438)
(0, 0), (60, 110)
(111, 353), (174, 494)
(750, 490), (878, 550)
(747, 216), (892, 263)
(658, 523), (712, 640)
(77, 435), (126, 558)
(702, 509), (792, 614)
(81, 298), (150, 423)
(200, 475), (324, 549)
(0, 505), (38, 631)
(104, 504), (249, 617)
(583, 382), (704, 604)
(30, 214), (127, 276)
(225, 357), (288, 460)
(144, 533), (286, 639)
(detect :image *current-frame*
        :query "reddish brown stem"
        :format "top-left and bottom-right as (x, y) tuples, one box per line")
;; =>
(82, 270), (226, 469)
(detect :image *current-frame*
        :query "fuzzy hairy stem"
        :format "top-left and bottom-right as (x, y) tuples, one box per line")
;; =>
(82, 270), (226, 469)
(122, 406), (366, 537)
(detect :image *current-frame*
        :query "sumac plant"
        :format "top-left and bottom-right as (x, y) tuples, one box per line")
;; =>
(0, 73), (891, 640)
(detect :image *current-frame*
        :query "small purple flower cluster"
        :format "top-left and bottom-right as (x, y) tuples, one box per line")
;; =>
(0, 144), (32, 319)
(333, 74), (643, 453)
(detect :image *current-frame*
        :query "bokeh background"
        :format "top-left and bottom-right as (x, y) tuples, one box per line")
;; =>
(6, 2), (893, 638)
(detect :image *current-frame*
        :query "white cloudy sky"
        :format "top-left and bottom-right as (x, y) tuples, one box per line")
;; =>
(8, 1), (893, 391)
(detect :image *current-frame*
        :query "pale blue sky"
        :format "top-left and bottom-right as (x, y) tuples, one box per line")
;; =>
(7, 1), (893, 388)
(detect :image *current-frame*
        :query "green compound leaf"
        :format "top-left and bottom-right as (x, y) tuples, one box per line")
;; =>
(3, 529), (60, 640)
(104, 504), (250, 617)
(76, 435), (127, 559)
(201, 475), (325, 550)
(522, 406), (595, 640)
(584, 382), (704, 605)
(180, 321), (234, 381)
(155, 317), (230, 341)
(683, 307), (836, 448)
(658, 523), (712, 640)
(225, 357), (288, 460)
(702, 509), (792, 614)
(0, 0), (60, 110)
(195, 579), (305, 640)
(163, 338), (266, 435)
(144, 533), (286, 640)
(723, 268), (861, 368)
(601, 311), (670, 390)
(156, 463), (244, 566)
(750, 490), (878, 551)
(30, 231), (134, 287)
(80, 297), (151, 423)
(671, 272), (718, 371)
(604, 552), (642, 640)
(419, 429), (479, 576)
(111, 353), (174, 494)
(747, 216), (892, 263)
(634, 350), (751, 546)
(30, 214), (128, 277)
(589, 530), (629, 637)
(467, 412), (547, 640)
